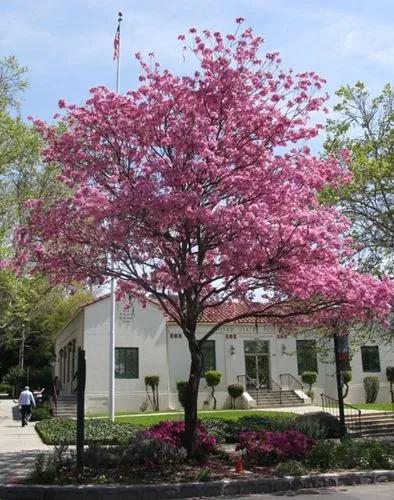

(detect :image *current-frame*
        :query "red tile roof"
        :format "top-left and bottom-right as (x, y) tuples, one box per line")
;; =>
(81, 294), (269, 325)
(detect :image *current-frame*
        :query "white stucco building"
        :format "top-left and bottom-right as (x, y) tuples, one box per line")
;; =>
(54, 295), (394, 414)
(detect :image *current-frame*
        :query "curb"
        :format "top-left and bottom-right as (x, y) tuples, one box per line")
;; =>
(0, 470), (393, 499)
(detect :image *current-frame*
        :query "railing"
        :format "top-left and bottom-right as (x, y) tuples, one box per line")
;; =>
(237, 374), (283, 405)
(280, 373), (304, 402)
(321, 393), (362, 435)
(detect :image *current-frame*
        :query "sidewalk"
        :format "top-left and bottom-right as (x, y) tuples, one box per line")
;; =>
(0, 398), (50, 484)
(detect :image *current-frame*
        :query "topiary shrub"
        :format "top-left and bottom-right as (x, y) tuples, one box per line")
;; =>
(301, 371), (317, 402)
(342, 370), (352, 399)
(145, 375), (160, 411)
(363, 376), (380, 403)
(228, 384), (244, 409)
(294, 412), (341, 439)
(176, 380), (188, 408)
(386, 367), (394, 403)
(204, 370), (222, 410)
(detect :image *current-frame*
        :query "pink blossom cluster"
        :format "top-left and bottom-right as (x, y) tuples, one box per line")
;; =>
(14, 20), (393, 329)
(236, 429), (314, 465)
(142, 420), (216, 455)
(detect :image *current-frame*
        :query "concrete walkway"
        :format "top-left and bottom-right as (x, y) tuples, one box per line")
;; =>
(0, 398), (50, 484)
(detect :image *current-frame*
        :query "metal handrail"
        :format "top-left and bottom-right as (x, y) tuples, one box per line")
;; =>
(237, 374), (283, 405)
(280, 373), (304, 392)
(321, 393), (362, 435)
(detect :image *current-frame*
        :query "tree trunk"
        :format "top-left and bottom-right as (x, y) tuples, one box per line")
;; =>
(211, 386), (217, 410)
(183, 338), (203, 458)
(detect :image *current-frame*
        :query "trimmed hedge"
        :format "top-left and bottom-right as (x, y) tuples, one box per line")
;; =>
(36, 418), (143, 445)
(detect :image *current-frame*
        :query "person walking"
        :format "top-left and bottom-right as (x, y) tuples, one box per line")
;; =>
(18, 386), (36, 427)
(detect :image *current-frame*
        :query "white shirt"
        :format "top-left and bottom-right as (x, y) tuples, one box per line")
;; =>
(19, 390), (36, 407)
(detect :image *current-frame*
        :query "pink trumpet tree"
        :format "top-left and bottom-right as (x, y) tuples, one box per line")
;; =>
(16, 21), (392, 456)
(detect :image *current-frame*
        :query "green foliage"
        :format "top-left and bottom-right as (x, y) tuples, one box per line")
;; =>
(301, 371), (317, 387)
(36, 418), (143, 445)
(0, 56), (28, 110)
(204, 370), (222, 387)
(227, 383), (244, 408)
(363, 376), (380, 403)
(306, 439), (394, 472)
(276, 459), (308, 477)
(121, 438), (186, 475)
(0, 382), (11, 395)
(294, 412), (341, 439)
(197, 467), (212, 482)
(176, 380), (188, 408)
(31, 403), (53, 422)
(203, 414), (296, 443)
(144, 375), (159, 387)
(28, 445), (71, 484)
(323, 82), (394, 274)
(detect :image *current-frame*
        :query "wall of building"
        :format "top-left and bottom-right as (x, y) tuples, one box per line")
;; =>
(83, 297), (169, 415)
(54, 311), (84, 395)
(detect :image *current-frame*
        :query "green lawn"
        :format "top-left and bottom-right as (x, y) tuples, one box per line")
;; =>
(115, 409), (296, 426)
(353, 402), (394, 411)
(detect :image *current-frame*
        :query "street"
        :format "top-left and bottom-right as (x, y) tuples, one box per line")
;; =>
(217, 483), (394, 499)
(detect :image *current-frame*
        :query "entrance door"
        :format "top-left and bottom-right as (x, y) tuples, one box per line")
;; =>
(244, 340), (270, 389)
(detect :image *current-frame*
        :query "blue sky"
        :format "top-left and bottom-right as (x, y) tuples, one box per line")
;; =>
(1, 0), (393, 130)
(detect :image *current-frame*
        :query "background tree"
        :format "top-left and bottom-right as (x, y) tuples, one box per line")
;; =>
(324, 82), (393, 275)
(0, 56), (94, 385)
(15, 23), (392, 457)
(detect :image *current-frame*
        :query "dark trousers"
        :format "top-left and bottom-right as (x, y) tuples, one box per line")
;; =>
(21, 405), (31, 427)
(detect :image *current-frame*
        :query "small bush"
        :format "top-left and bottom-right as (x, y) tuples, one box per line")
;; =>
(236, 429), (314, 466)
(31, 404), (53, 422)
(0, 383), (12, 395)
(28, 445), (71, 484)
(122, 438), (186, 474)
(176, 380), (188, 408)
(276, 459), (308, 477)
(142, 420), (216, 460)
(228, 384), (244, 409)
(363, 376), (380, 403)
(294, 412), (341, 439)
(306, 438), (394, 471)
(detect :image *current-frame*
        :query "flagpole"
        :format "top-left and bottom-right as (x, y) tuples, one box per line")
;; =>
(109, 11), (122, 423)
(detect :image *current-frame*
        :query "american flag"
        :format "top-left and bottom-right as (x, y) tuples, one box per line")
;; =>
(113, 24), (120, 60)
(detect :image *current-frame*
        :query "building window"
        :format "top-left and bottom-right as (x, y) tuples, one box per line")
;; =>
(361, 346), (381, 372)
(296, 340), (318, 375)
(202, 340), (216, 375)
(115, 348), (139, 379)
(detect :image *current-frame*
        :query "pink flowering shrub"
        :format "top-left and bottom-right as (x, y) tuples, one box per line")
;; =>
(236, 429), (314, 465)
(142, 420), (216, 458)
